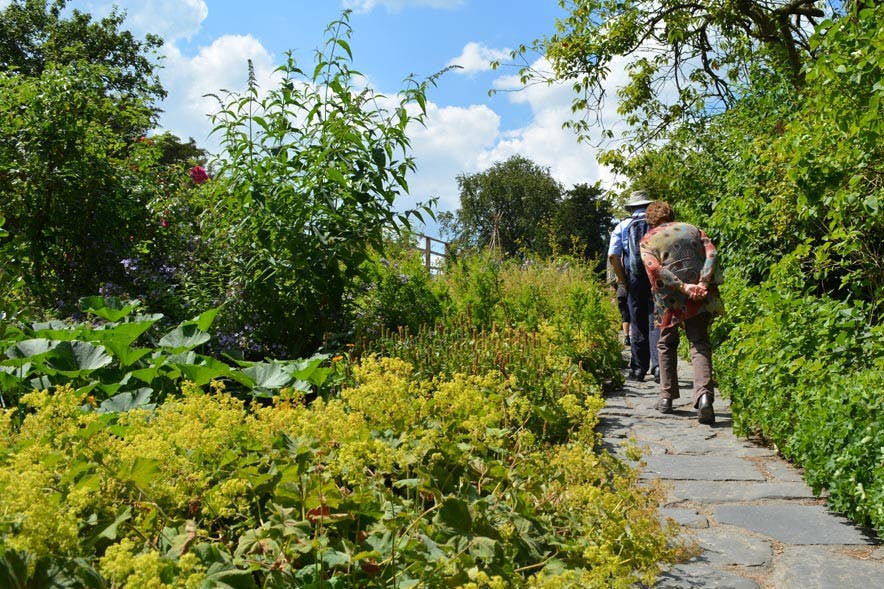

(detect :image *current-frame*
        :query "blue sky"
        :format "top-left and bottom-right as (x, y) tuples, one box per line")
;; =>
(29, 0), (630, 237)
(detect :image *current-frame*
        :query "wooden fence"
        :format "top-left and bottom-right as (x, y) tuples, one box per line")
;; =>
(415, 234), (448, 274)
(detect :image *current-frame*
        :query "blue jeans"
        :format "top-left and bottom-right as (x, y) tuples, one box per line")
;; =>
(627, 279), (659, 376)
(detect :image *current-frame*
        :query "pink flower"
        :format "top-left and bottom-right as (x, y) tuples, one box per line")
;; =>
(160, 217), (170, 228)
(189, 165), (209, 185)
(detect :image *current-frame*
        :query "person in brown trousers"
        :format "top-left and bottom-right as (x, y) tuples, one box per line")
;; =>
(639, 201), (723, 424)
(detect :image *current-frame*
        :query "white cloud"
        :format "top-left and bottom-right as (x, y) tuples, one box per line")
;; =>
(343, 0), (463, 14)
(156, 34), (278, 149)
(490, 55), (634, 190)
(122, 0), (207, 42)
(84, 0), (207, 42)
(446, 42), (511, 75)
(406, 103), (501, 213)
(396, 55), (627, 236)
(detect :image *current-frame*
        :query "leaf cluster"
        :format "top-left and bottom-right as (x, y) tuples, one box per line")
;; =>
(0, 341), (678, 588)
(513, 0), (833, 146)
(0, 0), (165, 104)
(715, 279), (884, 533)
(0, 296), (336, 410)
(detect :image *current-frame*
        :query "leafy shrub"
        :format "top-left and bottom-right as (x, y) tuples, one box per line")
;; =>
(349, 242), (443, 341)
(189, 13), (436, 359)
(0, 296), (336, 410)
(359, 254), (623, 444)
(0, 353), (681, 587)
(716, 278), (884, 533)
(434, 250), (502, 330)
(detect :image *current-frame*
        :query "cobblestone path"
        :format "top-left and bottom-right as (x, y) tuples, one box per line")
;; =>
(599, 358), (883, 588)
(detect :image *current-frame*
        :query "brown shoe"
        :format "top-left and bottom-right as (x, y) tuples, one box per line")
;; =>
(656, 398), (673, 414)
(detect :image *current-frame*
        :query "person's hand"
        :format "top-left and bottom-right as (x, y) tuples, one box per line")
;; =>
(684, 283), (708, 300)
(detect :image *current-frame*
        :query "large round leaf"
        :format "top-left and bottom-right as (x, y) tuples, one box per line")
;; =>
(44, 341), (113, 375)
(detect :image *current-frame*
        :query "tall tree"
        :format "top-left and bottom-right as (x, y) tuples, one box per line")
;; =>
(454, 155), (563, 257)
(0, 0), (168, 308)
(553, 183), (616, 265)
(0, 0), (165, 109)
(510, 0), (834, 149)
(0, 63), (157, 306)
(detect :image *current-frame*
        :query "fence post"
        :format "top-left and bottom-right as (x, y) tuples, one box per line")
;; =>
(424, 235), (431, 272)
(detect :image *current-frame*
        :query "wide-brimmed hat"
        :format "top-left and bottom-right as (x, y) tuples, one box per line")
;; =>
(625, 190), (652, 208)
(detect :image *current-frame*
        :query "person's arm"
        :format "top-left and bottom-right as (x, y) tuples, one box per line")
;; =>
(698, 228), (718, 288)
(641, 236), (706, 299)
(608, 253), (628, 286)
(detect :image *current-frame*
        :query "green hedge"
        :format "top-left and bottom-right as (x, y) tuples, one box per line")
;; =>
(716, 281), (884, 533)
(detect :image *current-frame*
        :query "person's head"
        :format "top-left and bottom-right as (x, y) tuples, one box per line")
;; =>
(624, 190), (653, 211)
(645, 201), (674, 226)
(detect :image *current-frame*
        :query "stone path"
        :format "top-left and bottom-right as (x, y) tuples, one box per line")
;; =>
(599, 359), (883, 588)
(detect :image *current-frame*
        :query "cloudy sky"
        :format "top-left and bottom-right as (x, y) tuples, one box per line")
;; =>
(38, 0), (630, 237)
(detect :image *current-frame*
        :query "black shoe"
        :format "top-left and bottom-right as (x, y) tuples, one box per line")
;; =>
(651, 366), (660, 383)
(696, 393), (715, 425)
(627, 369), (645, 382)
(656, 398), (673, 413)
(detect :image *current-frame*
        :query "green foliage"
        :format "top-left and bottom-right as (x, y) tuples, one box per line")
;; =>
(0, 349), (680, 588)
(0, 0), (175, 312)
(366, 255), (624, 419)
(0, 62), (159, 308)
(453, 155), (563, 257)
(0, 0), (165, 105)
(190, 12), (437, 358)
(552, 183), (617, 266)
(433, 250), (503, 330)
(512, 0), (831, 144)
(716, 279), (884, 533)
(779, 2), (884, 312)
(0, 297), (335, 409)
(349, 240), (443, 341)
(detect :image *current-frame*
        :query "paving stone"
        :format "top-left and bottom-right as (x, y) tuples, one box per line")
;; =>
(631, 424), (696, 443)
(651, 563), (760, 588)
(761, 460), (805, 482)
(666, 433), (731, 455)
(659, 507), (708, 528)
(768, 545), (884, 589)
(602, 361), (883, 588)
(714, 504), (876, 545)
(641, 455), (766, 481)
(668, 481), (817, 503)
(690, 527), (772, 567)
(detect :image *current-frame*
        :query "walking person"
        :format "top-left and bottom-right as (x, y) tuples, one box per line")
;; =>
(639, 201), (723, 424)
(608, 190), (660, 382)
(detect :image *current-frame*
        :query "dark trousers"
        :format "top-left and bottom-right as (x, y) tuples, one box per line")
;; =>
(627, 279), (659, 376)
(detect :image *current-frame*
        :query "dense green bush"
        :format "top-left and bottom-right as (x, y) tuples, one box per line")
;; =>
(716, 275), (884, 533)
(349, 241), (443, 342)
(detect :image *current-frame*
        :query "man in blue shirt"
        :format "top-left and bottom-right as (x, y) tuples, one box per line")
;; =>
(608, 190), (660, 382)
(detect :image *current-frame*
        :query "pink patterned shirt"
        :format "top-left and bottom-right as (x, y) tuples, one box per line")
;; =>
(640, 222), (723, 329)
